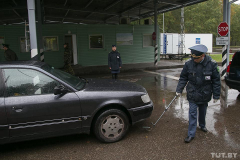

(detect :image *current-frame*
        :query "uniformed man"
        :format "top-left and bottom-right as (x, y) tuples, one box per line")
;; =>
(63, 43), (75, 75)
(176, 44), (221, 143)
(108, 45), (122, 80)
(2, 44), (18, 61)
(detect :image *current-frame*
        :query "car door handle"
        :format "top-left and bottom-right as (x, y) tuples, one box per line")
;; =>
(12, 106), (23, 112)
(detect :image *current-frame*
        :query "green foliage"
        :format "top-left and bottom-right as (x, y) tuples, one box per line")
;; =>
(132, 0), (240, 47)
(231, 4), (240, 46)
(209, 54), (233, 62)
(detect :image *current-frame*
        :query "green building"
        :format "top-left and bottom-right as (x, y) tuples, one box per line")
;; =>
(0, 24), (157, 68)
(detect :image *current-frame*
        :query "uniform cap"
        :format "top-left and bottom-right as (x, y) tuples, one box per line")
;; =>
(112, 45), (116, 47)
(189, 44), (208, 54)
(2, 44), (9, 48)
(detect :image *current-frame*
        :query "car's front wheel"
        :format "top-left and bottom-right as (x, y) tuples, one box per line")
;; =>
(93, 109), (129, 143)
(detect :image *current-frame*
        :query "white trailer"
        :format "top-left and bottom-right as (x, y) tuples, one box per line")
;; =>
(160, 33), (213, 55)
(184, 34), (213, 54)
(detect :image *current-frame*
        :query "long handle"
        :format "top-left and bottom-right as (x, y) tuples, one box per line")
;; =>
(152, 95), (178, 126)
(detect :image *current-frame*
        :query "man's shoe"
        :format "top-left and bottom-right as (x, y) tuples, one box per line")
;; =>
(200, 127), (208, 132)
(184, 136), (194, 143)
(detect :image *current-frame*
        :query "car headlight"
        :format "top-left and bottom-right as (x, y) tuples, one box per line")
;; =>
(141, 94), (151, 103)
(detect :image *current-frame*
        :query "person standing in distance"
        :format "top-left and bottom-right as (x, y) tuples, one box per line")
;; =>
(2, 44), (18, 61)
(63, 43), (75, 75)
(176, 44), (220, 143)
(108, 45), (122, 80)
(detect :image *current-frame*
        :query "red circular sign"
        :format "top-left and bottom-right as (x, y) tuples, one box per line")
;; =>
(218, 22), (229, 36)
(152, 32), (156, 40)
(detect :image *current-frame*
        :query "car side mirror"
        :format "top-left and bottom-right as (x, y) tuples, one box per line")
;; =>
(54, 85), (68, 95)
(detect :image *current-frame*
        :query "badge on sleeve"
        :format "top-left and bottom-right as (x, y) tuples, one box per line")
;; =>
(217, 66), (220, 73)
(117, 56), (119, 58)
(205, 76), (211, 80)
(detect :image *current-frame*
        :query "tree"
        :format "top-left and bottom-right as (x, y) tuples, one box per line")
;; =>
(231, 4), (240, 46)
(131, 0), (240, 46)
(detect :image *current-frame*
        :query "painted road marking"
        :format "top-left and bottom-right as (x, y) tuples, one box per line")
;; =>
(143, 70), (180, 81)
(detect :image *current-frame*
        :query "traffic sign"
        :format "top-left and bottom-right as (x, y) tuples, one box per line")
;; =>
(216, 37), (229, 45)
(218, 22), (229, 37)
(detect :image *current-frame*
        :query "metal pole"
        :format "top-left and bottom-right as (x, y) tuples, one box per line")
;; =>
(154, 0), (158, 66)
(223, 0), (227, 22)
(179, 7), (185, 55)
(37, 0), (44, 62)
(25, 20), (28, 52)
(221, 0), (228, 80)
(227, 1), (231, 66)
(163, 13), (164, 33)
(27, 0), (38, 60)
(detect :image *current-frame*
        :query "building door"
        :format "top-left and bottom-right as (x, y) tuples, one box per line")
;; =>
(65, 35), (78, 65)
(65, 35), (73, 64)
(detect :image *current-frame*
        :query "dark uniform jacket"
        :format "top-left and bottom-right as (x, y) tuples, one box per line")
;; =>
(64, 48), (71, 64)
(108, 51), (122, 70)
(176, 55), (221, 104)
(4, 49), (18, 61)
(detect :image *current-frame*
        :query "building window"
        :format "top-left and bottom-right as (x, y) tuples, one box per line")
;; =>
(0, 37), (4, 49)
(143, 34), (153, 47)
(43, 36), (59, 51)
(20, 37), (30, 52)
(89, 35), (103, 49)
(116, 33), (133, 45)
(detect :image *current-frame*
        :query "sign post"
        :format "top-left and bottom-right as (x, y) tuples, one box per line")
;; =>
(152, 32), (156, 41)
(217, 22), (229, 80)
(216, 37), (229, 45)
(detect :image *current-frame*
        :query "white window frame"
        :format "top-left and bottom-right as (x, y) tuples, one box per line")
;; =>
(143, 34), (154, 48)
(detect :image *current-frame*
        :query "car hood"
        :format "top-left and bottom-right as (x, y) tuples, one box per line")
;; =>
(83, 78), (147, 93)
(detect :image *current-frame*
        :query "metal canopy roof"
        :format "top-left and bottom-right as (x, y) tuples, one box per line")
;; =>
(0, 0), (207, 25)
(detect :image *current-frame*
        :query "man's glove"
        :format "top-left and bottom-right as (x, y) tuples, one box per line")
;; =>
(176, 92), (182, 97)
(213, 99), (219, 103)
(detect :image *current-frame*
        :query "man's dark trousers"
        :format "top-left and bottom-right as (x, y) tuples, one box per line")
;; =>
(188, 102), (208, 137)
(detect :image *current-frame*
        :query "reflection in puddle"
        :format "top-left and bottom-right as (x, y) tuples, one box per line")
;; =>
(137, 73), (239, 150)
(172, 82), (240, 149)
(100, 72), (240, 150)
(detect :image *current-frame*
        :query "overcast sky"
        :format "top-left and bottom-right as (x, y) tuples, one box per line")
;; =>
(234, 0), (240, 4)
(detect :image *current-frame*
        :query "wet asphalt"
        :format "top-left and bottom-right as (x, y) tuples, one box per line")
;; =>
(0, 69), (239, 160)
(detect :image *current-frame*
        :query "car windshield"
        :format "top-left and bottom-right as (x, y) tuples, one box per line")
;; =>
(42, 64), (85, 90)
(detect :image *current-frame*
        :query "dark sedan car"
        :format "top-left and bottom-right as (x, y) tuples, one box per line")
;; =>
(0, 61), (153, 144)
(225, 51), (240, 92)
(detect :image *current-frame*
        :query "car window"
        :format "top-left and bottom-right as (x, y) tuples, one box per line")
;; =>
(3, 69), (60, 97)
(231, 52), (240, 67)
(42, 64), (85, 90)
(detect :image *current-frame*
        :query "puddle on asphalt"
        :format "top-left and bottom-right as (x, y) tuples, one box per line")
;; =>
(135, 74), (240, 150)
(96, 72), (240, 149)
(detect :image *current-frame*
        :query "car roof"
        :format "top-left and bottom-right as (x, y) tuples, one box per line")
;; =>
(233, 51), (240, 60)
(0, 61), (46, 68)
